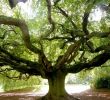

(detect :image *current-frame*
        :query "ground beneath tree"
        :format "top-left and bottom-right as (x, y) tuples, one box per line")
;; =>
(0, 85), (110, 100)
(73, 89), (110, 100)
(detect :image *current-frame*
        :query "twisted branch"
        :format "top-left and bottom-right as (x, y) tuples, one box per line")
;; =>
(46, 0), (55, 33)
(0, 15), (51, 72)
(68, 51), (110, 73)
(56, 6), (77, 29)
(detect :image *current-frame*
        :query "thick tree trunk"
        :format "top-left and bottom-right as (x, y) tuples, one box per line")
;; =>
(38, 70), (79, 100)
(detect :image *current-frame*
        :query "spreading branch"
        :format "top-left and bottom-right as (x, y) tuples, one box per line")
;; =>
(43, 36), (73, 41)
(0, 46), (44, 76)
(0, 46), (38, 66)
(67, 51), (110, 73)
(56, 40), (81, 69)
(0, 29), (17, 39)
(0, 54), (41, 76)
(0, 68), (13, 73)
(89, 31), (110, 38)
(0, 15), (51, 72)
(94, 44), (110, 52)
(56, 6), (77, 29)
(0, 16), (40, 54)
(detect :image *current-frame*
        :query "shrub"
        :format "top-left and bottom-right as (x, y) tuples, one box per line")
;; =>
(91, 76), (110, 89)
(3, 76), (41, 91)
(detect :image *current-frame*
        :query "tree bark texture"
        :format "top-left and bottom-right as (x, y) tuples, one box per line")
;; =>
(38, 70), (79, 100)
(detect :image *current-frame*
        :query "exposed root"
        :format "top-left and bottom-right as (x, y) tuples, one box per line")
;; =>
(37, 93), (80, 100)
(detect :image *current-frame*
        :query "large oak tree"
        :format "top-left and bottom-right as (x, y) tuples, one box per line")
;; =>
(0, 0), (110, 100)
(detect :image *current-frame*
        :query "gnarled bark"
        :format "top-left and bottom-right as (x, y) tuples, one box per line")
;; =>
(38, 70), (79, 100)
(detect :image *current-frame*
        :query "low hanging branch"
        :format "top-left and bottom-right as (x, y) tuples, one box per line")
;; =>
(68, 51), (110, 73)
(0, 46), (42, 69)
(0, 46), (39, 66)
(0, 53), (42, 75)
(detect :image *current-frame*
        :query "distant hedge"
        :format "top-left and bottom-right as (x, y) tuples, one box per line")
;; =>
(91, 76), (110, 89)
(2, 76), (41, 91)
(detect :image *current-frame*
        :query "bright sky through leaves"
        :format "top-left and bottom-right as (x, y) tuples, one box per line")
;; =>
(18, 1), (106, 21)
(18, 0), (36, 18)
(90, 6), (107, 21)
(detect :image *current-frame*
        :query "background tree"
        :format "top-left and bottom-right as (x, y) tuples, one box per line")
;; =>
(8, 0), (27, 8)
(0, 0), (110, 100)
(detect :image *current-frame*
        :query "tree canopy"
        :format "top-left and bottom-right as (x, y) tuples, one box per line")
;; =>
(0, 0), (110, 100)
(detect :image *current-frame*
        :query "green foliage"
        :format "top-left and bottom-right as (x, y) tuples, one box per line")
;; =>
(1, 75), (41, 91)
(66, 71), (91, 84)
(0, 0), (110, 93)
(75, 70), (92, 84)
(66, 67), (110, 86)
(89, 66), (110, 89)
(65, 74), (77, 84)
(91, 76), (110, 89)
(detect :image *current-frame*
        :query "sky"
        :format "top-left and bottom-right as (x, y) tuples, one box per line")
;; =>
(18, 0), (36, 18)
(18, 1), (105, 21)
(91, 6), (106, 21)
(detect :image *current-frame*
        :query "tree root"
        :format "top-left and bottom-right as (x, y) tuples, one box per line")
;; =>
(37, 94), (80, 100)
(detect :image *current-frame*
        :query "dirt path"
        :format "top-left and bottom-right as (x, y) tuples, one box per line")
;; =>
(0, 85), (110, 100)
(73, 89), (110, 100)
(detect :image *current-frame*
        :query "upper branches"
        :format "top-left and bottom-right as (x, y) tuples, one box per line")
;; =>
(56, 6), (77, 29)
(0, 16), (40, 54)
(54, 0), (61, 6)
(46, 0), (55, 33)
(82, 1), (96, 35)
(55, 39), (81, 69)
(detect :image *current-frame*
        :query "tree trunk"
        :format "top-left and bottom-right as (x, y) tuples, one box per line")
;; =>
(38, 70), (79, 100)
